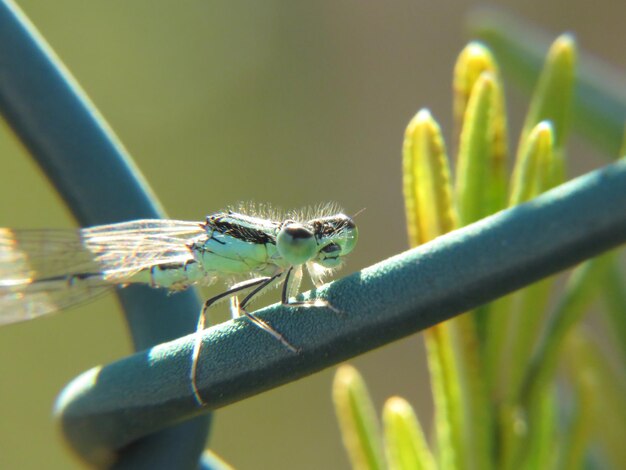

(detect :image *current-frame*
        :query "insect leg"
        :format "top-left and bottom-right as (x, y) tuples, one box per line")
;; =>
(237, 272), (299, 353)
(191, 276), (272, 406)
(281, 266), (340, 313)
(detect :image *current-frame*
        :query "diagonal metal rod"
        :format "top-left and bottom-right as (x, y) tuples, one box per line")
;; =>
(0, 1), (209, 468)
(56, 158), (626, 467)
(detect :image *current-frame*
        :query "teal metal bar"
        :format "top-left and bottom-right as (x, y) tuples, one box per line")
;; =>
(57, 159), (626, 466)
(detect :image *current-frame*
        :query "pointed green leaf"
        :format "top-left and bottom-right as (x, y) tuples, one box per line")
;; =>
(403, 109), (457, 246)
(422, 327), (463, 470)
(453, 42), (509, 191)
(601, 255), (626, 361)
(517, 35), (576, 183)
(562, 331), (626, 468)
(470, 8), (625, 158)
(402, 109), (463, 469)
(509, 121), (555, 205)
(558, 334), (596, 470)
(520, 255), (611, 406)
(383, 397), (436, 470)
(499, 388), (556, 470)
(333, 365), (386, 470)
(483, 123), (555, 409)
(453, 42), (504, 134)
(502, 122), (557, 398)
(454, 74), (506, 470)
(520, 387), (557, 470)
(456, 72), (508, 225)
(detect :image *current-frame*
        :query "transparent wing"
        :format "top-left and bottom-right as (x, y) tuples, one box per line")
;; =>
(82, 219), (206, 280)
(0, 220), (206, 325)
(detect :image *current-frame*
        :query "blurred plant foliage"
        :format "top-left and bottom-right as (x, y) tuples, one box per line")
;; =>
(333, 35), (626, 470)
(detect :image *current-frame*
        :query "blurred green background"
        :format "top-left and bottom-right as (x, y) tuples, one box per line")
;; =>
(0, 1), (623, 468)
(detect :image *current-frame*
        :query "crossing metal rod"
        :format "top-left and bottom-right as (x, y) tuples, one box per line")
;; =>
(0, 1), (210, 468)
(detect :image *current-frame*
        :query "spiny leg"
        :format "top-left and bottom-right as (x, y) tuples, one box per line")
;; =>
(191, 276), (272, 406)
(281, 266), (340, 313)
(229, 295), (240, 319)
(237, 273), (300, 353)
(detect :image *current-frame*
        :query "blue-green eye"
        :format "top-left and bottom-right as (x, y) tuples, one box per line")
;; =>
(317, 243), (342, 267)
(321, 243), (341, 255)
(310, 214), (359, 267)
(276, 223), (317, 265)
(341, 219), (358, 255)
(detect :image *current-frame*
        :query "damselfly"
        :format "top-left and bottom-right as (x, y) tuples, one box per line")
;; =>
(0, 205), (358, 404)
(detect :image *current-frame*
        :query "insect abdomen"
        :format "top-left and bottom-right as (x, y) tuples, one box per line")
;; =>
(140, 260), (210, 290)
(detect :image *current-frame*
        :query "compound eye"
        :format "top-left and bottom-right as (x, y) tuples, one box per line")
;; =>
(316, 243), (343, 268)
(276, 223), (317, 265)
(340, 218), (358, 255)
(321, 243), (341, 254)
